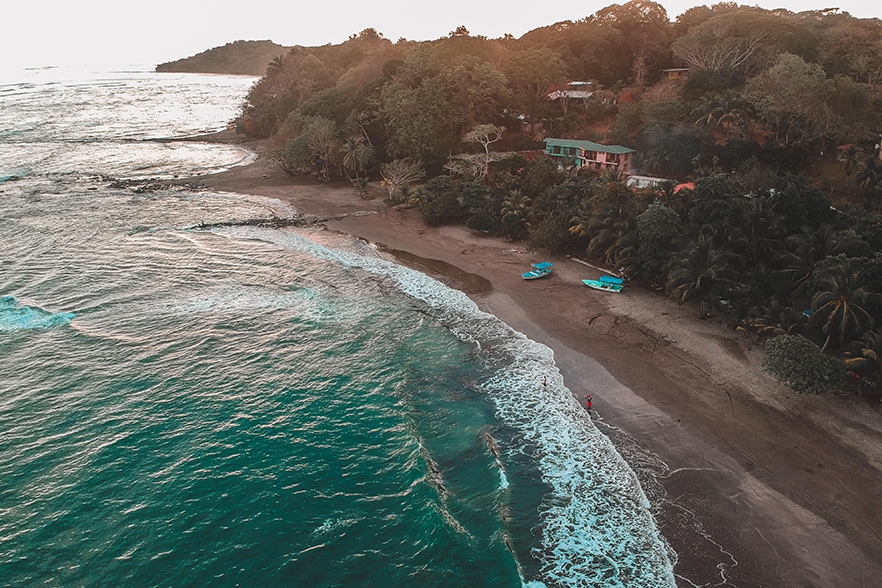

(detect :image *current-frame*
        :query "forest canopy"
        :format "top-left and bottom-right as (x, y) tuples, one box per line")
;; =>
(220, 3), (882, 397)
(230, 4), (882, 180)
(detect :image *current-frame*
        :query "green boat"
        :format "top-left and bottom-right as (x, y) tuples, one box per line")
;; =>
(522, 261), (553, 280)
(582, 276), (623, 292)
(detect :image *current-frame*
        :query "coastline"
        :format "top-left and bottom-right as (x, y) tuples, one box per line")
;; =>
(190, 148), (882, 587)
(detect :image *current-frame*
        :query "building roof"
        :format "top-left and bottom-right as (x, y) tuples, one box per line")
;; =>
(674, 182), (695, 194)
(546, 81), (594, 101)
(627, 175), (669, 186)
(544, 138), (635, 155)
(547, 89), (594, 100)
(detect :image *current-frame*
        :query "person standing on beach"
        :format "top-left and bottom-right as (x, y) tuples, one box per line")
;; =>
(585, 394), (592, 414)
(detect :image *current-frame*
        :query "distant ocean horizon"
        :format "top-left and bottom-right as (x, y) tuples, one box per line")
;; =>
(0, 67), (675, 586)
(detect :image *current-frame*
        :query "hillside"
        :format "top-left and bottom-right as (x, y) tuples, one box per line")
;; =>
(155, 40), (289, 76)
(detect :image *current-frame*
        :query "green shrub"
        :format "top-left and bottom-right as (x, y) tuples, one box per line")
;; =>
(762, 334), (845, 395)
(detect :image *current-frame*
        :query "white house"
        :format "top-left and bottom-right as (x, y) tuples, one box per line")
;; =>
(626, 175), (670, 189)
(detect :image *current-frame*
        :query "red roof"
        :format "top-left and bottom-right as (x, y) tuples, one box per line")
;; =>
(674, 182), (694, 194)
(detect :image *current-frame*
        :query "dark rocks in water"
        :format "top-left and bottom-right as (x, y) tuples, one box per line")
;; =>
(106, 178), (206, 193)
(188, 214), (346, 231)
(102, 176), (374, 231)
(191, 217), (296, 230)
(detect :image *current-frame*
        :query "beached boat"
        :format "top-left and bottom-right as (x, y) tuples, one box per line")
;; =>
(583, 279), (622, 292)
(583, 274), (624, 292)
(599, 274), (624, 285)
(522, 261), (553, 280)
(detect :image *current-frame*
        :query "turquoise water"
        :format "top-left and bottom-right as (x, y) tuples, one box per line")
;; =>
(0, 68), (674, 586)
(0, 295), (76, 330)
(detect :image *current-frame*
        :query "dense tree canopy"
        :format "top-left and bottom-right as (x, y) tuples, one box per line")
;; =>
(227, 2), (882, 397)
(237, 2), (881, 175)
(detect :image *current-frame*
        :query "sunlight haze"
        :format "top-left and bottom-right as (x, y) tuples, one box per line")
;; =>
(4, 0), (879, 69)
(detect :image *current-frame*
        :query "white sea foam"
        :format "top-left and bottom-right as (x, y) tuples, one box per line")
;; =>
(168, 285), (319, 316)
(217, 191), (298, 220)
(498, 467), (510, 490)
(223, 226), (676, 587)
(311, 517), (357, 538)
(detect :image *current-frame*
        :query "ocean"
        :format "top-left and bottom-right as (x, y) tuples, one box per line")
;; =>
(0, 67), (675, 587)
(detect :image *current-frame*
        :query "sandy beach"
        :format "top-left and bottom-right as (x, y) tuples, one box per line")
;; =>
(191, 145), (882, 587)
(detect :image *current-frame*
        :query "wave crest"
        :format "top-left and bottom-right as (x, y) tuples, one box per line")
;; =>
(222, 226), (676, 587)
(0, 295), (75, 331)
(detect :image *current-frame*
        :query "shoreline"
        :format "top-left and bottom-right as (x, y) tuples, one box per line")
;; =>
(189, 150), (882, 586)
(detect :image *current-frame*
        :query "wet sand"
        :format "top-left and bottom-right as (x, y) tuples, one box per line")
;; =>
(191, 147), (882, 587)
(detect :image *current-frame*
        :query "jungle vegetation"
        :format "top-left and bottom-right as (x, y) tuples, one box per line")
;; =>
(232, 2), (882, 398)
(157, 40), (289, 76)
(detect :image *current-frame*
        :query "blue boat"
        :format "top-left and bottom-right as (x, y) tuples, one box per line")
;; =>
(522, 261), (553, 280)
(599, 275), (624, 285)
(583, 275), (624, 293)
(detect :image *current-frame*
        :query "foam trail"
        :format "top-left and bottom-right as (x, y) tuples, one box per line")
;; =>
(484, 432), (509, 490)
(220, 227), (676, 587)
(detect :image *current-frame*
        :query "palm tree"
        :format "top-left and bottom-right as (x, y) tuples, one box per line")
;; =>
(811, 259), (879, 352)
(666, 236), (738, 318)
(692, 93), (722, 127)
(735, 196), (786, 267)
(339, 136), (372, 182)
(746, 300), (809, 338)
(692, 90), (750, 140)
(691, 155), (722, 179)
(855, 156), (882, 213)
(501, 189), (531, 218)
(265, 55), (285, 76)
(855, 155), (881, 194)
(584, 199), (640, 267)
(841, 145), (863, 178)
(500, 190), (532, 240)
(600, 165), (626, 185)
(772, 224), (847, 300)
(837, 145), (866, 201)
(568, 197), (594, 242)
(813, 291), (876, 353)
